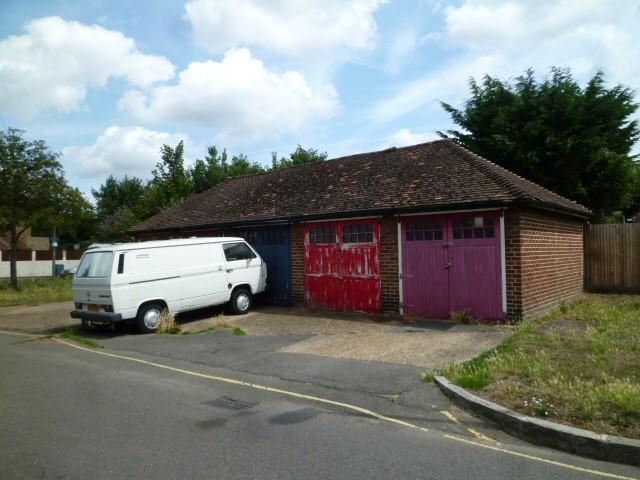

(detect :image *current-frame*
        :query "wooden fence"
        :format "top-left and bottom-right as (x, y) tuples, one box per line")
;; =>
(585, 223), (640, 292)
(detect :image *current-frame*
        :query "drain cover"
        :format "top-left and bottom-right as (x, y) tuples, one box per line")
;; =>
(209, 397), (256, 411)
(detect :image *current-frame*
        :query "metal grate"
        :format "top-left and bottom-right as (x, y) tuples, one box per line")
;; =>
(209, 397), (256, 411)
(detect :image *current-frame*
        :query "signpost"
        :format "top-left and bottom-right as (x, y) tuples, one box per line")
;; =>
(51, 227), (59, 277)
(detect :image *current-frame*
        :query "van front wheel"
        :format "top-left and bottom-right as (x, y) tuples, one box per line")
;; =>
(137, 302), (166, 333)
(230, 288), (252, 315)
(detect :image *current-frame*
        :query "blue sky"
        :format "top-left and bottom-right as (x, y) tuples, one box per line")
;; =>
(1, 0), (638, 198)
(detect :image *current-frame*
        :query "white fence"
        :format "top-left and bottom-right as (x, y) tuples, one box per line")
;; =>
(0, 250), (81, 278)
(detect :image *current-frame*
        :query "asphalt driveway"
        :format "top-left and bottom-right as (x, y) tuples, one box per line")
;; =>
(182, 306), (509, 369)
(0, 302), (509, 369)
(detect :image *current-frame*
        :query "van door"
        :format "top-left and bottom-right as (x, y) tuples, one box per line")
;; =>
(180, 243), (229, 309)
(73, 250), (114, 312)
(222, 241), (262, 294)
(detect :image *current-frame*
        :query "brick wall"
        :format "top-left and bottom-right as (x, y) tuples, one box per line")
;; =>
(291, 223), (305, 305)
(379, 216), (399, 312)
(505, 208), (584, 320)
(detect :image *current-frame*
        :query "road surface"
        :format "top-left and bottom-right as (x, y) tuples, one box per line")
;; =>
(0, 331), (638, 480)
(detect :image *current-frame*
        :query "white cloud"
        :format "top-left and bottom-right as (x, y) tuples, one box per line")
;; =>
(369, 54), (504, 123)
(119, 48), (340, 142)
(184, 0), (383, 65)
(381, 128), (440, 148)
(0, 16), (175, 118)
(63, 126), (192, 180)
(384, 29), (420, 74)
(370, 0), (640, 123)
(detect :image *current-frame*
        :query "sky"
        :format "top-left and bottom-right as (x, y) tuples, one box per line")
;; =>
(1, 0), (639, 198)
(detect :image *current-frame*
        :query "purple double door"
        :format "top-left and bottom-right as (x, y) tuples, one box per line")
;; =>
(402, 212), (504, 321)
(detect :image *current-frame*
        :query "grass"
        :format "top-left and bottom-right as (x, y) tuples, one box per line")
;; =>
(233, 327), (246, 336)
(451, 309), (476, 324)
(177, 315), (249, 336)
(156, 311), (181, 334)
(55, 327), (102, 348)
(0, 277), (73, 307)
(430, 294), (640, 438)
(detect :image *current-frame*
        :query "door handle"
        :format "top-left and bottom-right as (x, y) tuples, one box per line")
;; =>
(444, 262), (452, 269)
(226, 269), (233, 273)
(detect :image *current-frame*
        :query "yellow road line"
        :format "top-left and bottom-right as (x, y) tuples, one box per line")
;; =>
(439, 410), (460, 424)
(467, 427), (498, 443)
(444, 434), (637, 480)
(52, 338), (638, 480)
(54, 339), (429, 433)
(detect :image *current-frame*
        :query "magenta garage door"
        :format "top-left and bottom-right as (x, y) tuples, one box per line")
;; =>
(401, 212), (503, 320)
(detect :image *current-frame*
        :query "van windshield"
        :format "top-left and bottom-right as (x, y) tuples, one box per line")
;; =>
(76, 252), (113, 278)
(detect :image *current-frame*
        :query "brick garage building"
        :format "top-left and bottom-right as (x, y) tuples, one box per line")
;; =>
(130, 139), (590, 321)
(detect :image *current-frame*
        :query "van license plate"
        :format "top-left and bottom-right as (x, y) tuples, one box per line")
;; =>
(88, 304), (99, 312)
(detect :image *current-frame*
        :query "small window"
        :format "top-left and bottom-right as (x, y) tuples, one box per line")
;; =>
(309, 225), (337, 244)
(342, 223), (374, 243)
(405, 219), (443, 242)
(117, 253), (125, 274)
(76, 252), (113, 278)
(453, 216), (496, 240)
(223, 242), (256, 261)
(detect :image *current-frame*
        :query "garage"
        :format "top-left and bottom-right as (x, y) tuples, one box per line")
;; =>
(401, 212), (504, 320)
(131, 139), (590, 321)
(236, 226), (292, 306)
(304, 219), (381, 312)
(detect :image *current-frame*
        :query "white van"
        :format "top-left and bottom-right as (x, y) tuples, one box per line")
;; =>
(70, 237), (267, 333)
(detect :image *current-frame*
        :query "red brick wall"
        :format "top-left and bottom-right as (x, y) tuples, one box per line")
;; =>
(505, 208), (584, 320)
(291, 223), (305, 305)
(379, 216), (399, 312)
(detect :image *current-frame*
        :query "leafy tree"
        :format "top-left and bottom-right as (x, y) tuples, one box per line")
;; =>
(189, 146), (230, 194)
(91, 175), (146, 241)
(226, 153), (263, 177)
(189, 147), (262, 193)
(92, 175), (145, 217)
(32, 185), (97, 246)
(271, 145), (327, 170)
(439, 68), (639, 220)
(0, 128), (69, 288)
(148, 141), (192, 213)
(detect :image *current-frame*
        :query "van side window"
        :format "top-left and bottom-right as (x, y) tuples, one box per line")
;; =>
(223, 242), (256, 261)
(117, 253), (125, 274)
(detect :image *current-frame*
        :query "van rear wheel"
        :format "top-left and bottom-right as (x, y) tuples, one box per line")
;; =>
(230, 288), (252, 315)
(137, 302), (166, 333)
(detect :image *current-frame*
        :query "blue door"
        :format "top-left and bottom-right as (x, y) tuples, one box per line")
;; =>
(237, 226), (292, 306)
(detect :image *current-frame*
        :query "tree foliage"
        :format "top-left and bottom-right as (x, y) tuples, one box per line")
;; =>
(148, 141), (192, 213)
(0, 128), (90, 288)
(271, 145), (327, 170)
(91, 175), (146, 241)
(439, 68), (639, 220)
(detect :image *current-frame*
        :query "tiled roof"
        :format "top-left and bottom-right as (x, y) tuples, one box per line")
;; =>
(130, 139), (590, 233)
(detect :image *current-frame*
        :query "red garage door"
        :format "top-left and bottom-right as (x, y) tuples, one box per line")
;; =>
(305, 220), (381, 312)
(402, 212), (504, 321)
